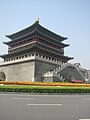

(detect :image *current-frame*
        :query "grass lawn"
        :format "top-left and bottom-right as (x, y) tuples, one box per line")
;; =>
(0, 85), (90, 89)
(0, 85), (90, 93)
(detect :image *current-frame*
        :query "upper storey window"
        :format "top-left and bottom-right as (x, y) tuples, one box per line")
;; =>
(9, 37), (36, 49)
(37, 37), (63, 51)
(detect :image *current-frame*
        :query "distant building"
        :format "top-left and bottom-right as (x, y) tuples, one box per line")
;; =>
(86, 70), (90, 83)
(86, 70), (90, 80)
(0, 20), (85, 82)
(74, 63), (90, 82)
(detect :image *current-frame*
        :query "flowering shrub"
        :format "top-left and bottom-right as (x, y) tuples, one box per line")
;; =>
(0, 81), (90, 87)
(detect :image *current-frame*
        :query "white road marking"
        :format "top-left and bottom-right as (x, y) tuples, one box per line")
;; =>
(83, 98), (90, 100)
(27, 104), (63, 106)
(79, 119), (90, 120)
(12, 97), (35, 100)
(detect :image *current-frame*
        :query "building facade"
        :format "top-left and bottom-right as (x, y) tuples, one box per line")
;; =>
(0, 20), (85, 82)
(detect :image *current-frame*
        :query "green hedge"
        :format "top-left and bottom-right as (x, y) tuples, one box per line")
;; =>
(0, 85), (90, 93)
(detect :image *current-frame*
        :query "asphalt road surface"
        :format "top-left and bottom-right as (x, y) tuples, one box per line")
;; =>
(0, 94), (90, 120)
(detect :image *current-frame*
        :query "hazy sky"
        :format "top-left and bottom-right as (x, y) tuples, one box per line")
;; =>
(0, 0), (90, 69)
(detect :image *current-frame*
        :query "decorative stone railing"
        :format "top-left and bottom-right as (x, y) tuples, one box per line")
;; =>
(43, 62), (85, 82)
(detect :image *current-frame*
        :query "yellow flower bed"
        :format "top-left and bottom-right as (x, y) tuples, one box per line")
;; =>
(0, 81), (90, 87)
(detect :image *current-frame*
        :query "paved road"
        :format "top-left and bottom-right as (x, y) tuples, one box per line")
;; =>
(0, 94), (90, 120)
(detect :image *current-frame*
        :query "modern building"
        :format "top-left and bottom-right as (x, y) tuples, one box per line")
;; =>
(0, 19), (85, 82)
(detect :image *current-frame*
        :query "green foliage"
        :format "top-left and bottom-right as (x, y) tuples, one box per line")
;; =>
(0, 85), (90, 93)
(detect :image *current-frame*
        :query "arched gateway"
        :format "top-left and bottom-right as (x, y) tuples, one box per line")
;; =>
(0, 72), (6, 81)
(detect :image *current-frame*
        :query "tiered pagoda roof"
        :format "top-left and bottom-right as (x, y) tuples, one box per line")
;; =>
(5, 20), (67, 41)
(0, 19), (73, 61)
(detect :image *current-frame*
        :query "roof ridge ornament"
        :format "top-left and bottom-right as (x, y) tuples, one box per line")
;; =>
(36, 18), (39, 24)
